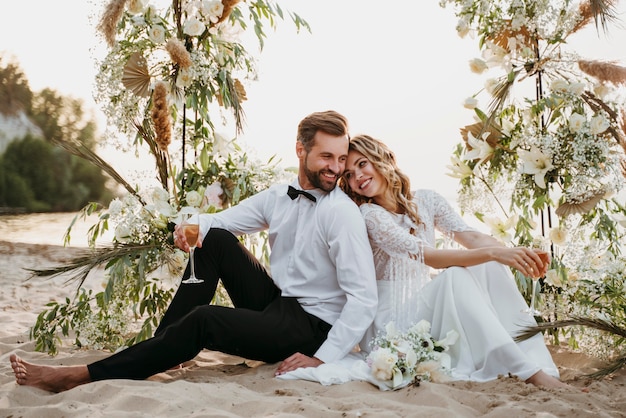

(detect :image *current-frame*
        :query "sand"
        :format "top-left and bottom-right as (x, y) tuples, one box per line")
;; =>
(1, 240), (625, 417)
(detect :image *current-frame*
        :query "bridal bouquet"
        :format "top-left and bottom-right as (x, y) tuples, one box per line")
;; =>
(366, 320), (458, 390)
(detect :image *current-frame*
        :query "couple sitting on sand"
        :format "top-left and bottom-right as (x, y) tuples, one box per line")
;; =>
(10, 110), (572, 392)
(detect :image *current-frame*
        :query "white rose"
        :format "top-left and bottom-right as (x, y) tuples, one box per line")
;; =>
(151, 187), (170, 204)
(369, 348), (397, 381)
(186, 190), (203, 207)
(183, 17), (206, 36)
(148, 25), (166, 43)
(176, 67), (196, 88)
(201, 0), (225, 23)
(463, 97), (478, 109)
(469, 58), (489, 74)
(549, 227), (567, 246)
(590, 114), (609, 135)
(114, 224), (132, 242)
(568, 113), (586, 133)
(127, 0), (147, 14)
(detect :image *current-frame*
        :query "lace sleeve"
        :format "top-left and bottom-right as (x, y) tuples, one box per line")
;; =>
(361, 204), (425, 257)
(425, 190), (475, 236)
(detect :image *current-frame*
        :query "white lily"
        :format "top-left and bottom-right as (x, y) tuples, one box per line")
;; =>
(518, 146), (554, 189)
(463, 131), (494, 164)
(484, 214), (518, 243)
(446, 155), (473, 179)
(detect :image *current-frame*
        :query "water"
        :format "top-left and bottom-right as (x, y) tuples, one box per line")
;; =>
(0, 212), (112, 247)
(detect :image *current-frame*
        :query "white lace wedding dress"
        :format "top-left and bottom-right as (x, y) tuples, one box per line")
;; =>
(279, 189), (559, 389)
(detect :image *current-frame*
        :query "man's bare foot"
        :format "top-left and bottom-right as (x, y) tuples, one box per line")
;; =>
(10, 354), (92, 392)
(525, 370), (588, 392)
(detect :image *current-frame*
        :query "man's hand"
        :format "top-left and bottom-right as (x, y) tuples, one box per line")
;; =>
(275, 353), (323, 376)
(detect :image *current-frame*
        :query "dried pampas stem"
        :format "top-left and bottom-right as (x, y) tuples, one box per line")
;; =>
(166, 38), (192, 69)
(151, 81), (172, 152)
(97, 0), (128, 47)
(579, 60), (626, 85)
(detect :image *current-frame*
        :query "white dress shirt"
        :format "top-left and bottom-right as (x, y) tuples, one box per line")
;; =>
(196, 181), (378, 363)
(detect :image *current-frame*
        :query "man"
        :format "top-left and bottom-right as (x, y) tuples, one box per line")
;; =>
(10, 110), (378, 392)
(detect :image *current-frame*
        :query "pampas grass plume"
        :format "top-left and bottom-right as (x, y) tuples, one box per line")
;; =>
(151, 81), (172, 152)
(97, 0), (128, 47)
(579, 60), (626, 86)
(166, 38), (192, 69)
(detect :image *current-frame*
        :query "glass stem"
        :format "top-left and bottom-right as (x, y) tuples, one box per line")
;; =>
(189, 247), (197, 279)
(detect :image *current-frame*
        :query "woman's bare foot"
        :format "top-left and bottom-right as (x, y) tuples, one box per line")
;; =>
(525, 370), (588, 392)
(10, 354), (92, 392)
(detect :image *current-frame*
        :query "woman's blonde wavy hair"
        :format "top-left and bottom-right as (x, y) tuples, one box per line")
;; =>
(340, 134), (421, 225)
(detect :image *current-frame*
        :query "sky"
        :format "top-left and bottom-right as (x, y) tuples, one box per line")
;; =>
(1, 0), (626, 204)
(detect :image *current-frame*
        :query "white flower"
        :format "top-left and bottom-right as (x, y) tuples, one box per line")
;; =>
(114, 223), (132, 242)
(594, 83), (611, 99)
(183, 17), (206, 36)
(463, 97), (478, 109)
(202, 181), (224, 209)
(369, 348), (397, 381)
(186, 190), (203, 207)
(484, 214), (517, 243)
(590, 114), (609, 135)
(484, 78), (499, 96)
(176, 67), (196, 88)
(549, 227), (568, 246)
(385, 321), (401, 339)
(545, 269), (563, 287)
(518, 146), (554, 189)
(213, 132), (236, 157)
(154, 200), (176, 217)
(108, 198), (123, 217)
(127, 0), (147, 14)
(147, 24), (166, 43)
(456, 18), (470, 38)
(568, 113), (586, 133)
(550, 79), (569, 93)
(469, 58), (489, 74)
(409, 319), (431, 335)
(500, 118), (515, 136)
(463, 131), (494, 164)
(568, 82), (586, 96)
(446, 155), (473, 180)
(150, 187), (170, 204)
(200, 0), (225, 23)
(436, 330), (459, 350)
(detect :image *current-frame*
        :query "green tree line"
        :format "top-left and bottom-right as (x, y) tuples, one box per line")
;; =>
(0, 55), (114, 212)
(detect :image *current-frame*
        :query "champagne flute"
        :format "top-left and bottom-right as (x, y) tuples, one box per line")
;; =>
(181, 215), (204, 284)
(522, 247), (548, 316)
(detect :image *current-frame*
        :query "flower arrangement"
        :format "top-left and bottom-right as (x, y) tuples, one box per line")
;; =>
(366, 320), (458, 390)
(29, 0), (305, 354)
(439, 0), (626, 370)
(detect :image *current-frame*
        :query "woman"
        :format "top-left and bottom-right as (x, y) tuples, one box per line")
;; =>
(281, 134), (569, 390)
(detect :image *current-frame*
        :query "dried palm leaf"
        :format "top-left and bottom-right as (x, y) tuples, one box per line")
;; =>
(514, 315), (626, 379)
(485, 23), (533, 51)
(459, 121), (501, 147)
(555, 190), (604, 217)
(26, 243), (176, 290)
(586, 0), (620, 33)
(579, 60), (626, 85)
(133, 119), (169, 190)
(122, 52), (152, 97)
(49, 136), (143, 204)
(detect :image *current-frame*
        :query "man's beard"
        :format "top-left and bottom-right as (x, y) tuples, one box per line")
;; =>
(304, 154), (339, 192)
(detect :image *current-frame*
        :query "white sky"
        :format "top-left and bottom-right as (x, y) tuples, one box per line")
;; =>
(1, 0), (625, 203)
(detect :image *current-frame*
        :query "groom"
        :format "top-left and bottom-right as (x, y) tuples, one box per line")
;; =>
(10, 110), (378, 392)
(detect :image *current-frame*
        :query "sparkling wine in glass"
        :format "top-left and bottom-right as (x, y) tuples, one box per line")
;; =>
(181, 217), (203, 284)
(522, 247), (548, 316)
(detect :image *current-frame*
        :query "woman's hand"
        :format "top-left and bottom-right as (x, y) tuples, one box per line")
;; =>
(492, 246), (549, 278)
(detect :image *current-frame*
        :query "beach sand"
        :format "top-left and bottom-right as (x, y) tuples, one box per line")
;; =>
(1, 240), (625, 417)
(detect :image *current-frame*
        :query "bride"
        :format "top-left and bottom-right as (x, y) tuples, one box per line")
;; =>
(280, 134), (570, 390)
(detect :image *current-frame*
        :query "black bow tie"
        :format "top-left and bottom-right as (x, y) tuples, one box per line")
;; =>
(287, 186), (317, 202)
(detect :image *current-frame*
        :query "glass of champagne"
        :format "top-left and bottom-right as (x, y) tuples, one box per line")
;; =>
(522, 247), (549, 316)
(181, 215), (204, 284)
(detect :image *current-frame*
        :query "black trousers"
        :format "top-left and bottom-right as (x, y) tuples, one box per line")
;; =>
(88, 228), (331, 381)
